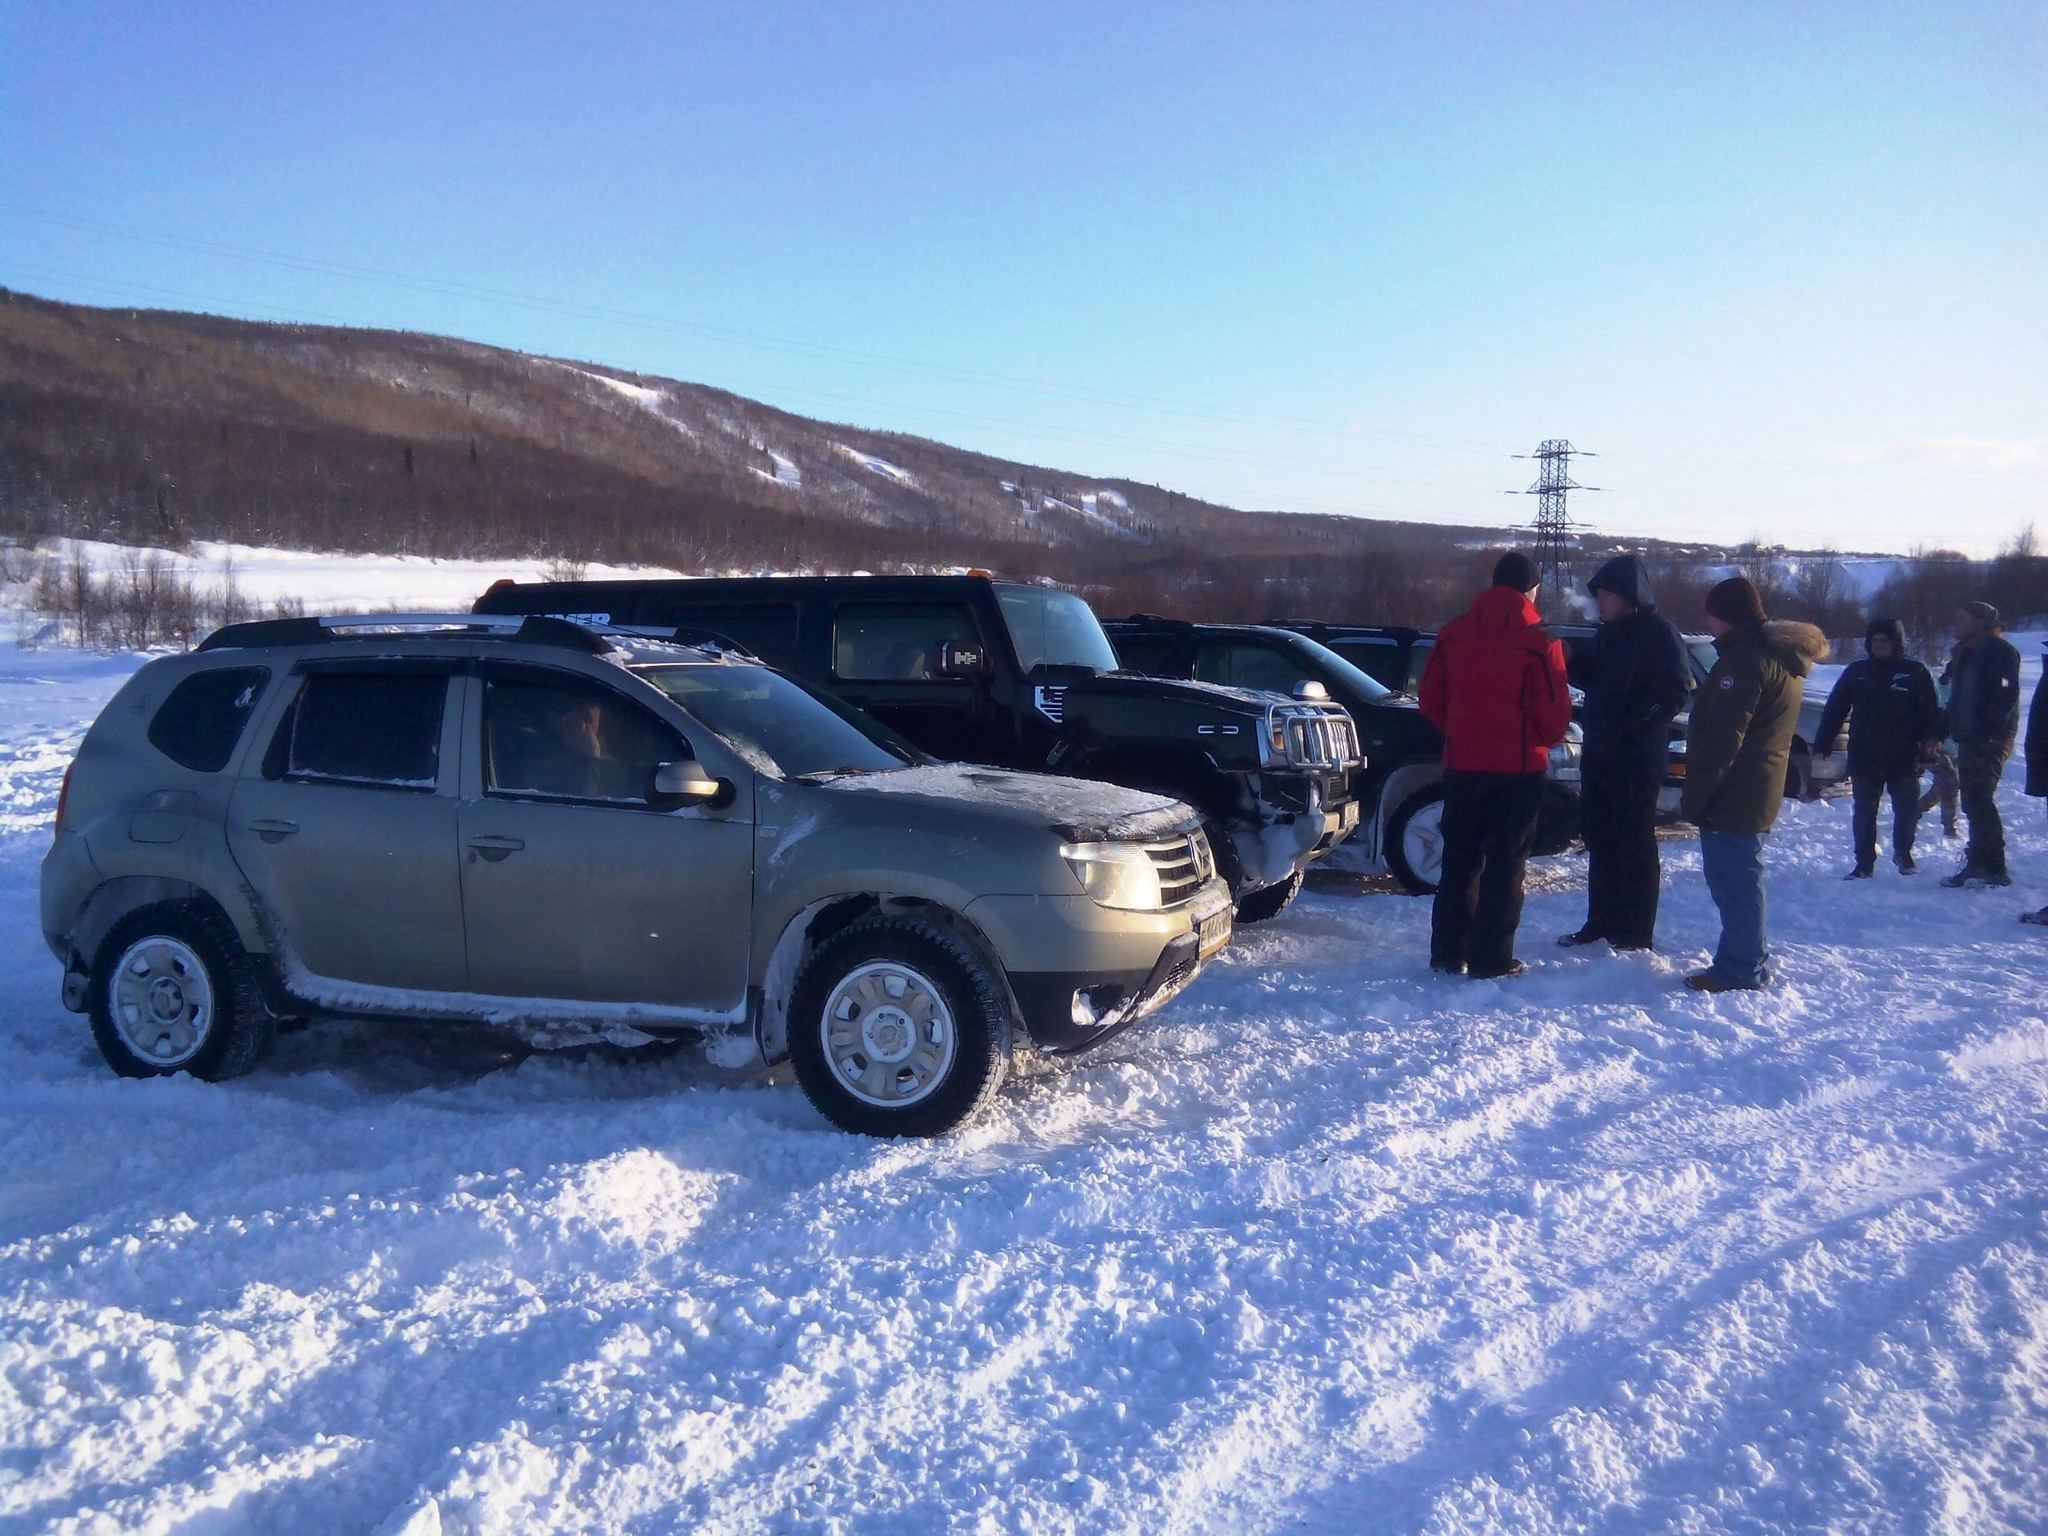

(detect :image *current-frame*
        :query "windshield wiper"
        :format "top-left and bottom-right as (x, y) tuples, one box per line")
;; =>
(794, 765), (874, 782)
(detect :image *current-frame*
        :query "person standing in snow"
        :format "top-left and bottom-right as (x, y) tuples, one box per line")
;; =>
(1558, 554), (1693, 953)
(1941, 601), (2022, 889)
(1815, 618), (1941, 878)
(1922, 641), (1965, 840)
(1920, 744), (1962, 841)
(1679, 576), (1830, 993)
(1417, 551), (1573, 980)
(2022, 647), (2048, 925)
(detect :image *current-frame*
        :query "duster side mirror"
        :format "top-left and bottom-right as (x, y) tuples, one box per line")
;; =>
(650, 759), (730, 809)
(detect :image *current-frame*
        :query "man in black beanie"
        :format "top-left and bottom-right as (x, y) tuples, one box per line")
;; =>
(1559, 554), (1692, 953)
(1417, 550), (1571, 978)
(1816, 618), (1941, 877)
(1942, 600), (2021, 888)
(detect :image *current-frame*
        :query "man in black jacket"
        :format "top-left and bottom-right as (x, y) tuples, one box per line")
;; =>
(1941, 601), (2023, 888)
(1560, 555), (1694, 951)
(1816, 618), (1941, 877)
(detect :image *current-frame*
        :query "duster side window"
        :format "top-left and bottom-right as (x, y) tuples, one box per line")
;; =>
(481, 672), (689, 808)
(266, 671), (447, 791)
(149, 666), (270, 772)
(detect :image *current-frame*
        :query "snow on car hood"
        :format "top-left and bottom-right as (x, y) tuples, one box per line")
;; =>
(820, 762), (1196, 840)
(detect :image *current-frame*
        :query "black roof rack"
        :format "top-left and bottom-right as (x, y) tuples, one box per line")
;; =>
(196, 612), (661, 657)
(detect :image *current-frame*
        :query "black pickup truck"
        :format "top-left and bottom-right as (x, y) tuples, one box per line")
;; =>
(475, 575), (1364, 921)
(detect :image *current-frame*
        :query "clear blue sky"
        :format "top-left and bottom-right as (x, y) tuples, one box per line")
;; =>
(3, 1), (2041, 555)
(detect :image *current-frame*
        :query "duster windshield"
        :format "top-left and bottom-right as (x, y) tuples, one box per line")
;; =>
(632, 664), (916, 778)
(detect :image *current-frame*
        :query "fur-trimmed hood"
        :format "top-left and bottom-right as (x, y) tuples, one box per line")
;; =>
(1761, 619), (1830, 678)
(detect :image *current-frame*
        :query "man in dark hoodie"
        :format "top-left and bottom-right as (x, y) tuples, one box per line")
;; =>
(1559, 555), (1693, 952)
(1681, 576), (1831, 992)
(1941, 600), (2022, 888)
(1816, 618), (1941, 877)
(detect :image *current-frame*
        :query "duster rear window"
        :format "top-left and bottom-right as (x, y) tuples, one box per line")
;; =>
(147, 667), (270, 772)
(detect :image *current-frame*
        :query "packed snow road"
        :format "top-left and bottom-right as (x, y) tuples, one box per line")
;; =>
(3, 645), (2046, 1535)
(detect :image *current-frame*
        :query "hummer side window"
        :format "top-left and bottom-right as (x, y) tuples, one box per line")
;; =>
(1406, 640), (1434, 693)
(1194, 641), (1305, 696)
(483, 675), (686, 806)
(833, 603), (980, 682)
(662, 603), (800, 665)
(1108, 634), (1183, 678)
(1564, 638), (1600, 693)
(1327, 638), (1403, 690)
(277, 672), (446, 790)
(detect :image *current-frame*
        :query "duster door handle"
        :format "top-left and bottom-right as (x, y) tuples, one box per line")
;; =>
(466, 835), (524, 862)
(248, 818), (299, 842)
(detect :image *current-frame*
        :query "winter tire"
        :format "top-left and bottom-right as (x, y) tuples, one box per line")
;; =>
(788, 915), (1010, 1136)
(1234, 868), (1303, 924)
(1386, 783), (1450, 896)
(88, 902), (273, 1080)
(1785, 747), (1814, 803)
(1199, 816), (1247, 899)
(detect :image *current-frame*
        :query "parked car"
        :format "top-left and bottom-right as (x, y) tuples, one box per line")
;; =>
(1280, 619), (1845, 807)
(1103, 617), (1582, 895)
(474, 574), (1363, 922)
(41, 612), (1236, 1136)
(1273, 623), (1433, 693)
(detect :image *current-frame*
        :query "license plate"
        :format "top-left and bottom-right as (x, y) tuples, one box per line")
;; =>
(1197, 909), (1232, 957)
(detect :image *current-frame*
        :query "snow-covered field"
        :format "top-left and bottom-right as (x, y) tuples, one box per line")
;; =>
(7, 541), (690, 618)
(5, 641), (2048, 1534)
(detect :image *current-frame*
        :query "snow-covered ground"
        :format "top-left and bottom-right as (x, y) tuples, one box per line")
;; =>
(5, 641), (2048, 1534)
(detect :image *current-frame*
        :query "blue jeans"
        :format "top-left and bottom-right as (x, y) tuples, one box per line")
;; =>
(1700, 830), (1772, 988)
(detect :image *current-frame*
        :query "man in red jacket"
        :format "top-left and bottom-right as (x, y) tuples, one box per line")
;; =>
(1418, 552), (1574, 978)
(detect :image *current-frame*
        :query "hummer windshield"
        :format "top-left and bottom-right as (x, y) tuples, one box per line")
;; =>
(996, 584), (1121, 675)
(633, 664), (918, 778)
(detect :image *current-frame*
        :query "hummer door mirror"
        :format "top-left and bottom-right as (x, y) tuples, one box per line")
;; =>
(650, 760), (730, 809)
(937, 640), (991, 678)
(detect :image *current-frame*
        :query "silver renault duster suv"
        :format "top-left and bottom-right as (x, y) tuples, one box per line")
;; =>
(41, 614), (1233, 1135)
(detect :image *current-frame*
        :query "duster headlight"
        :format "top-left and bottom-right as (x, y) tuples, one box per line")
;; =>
(1059, 841), (1165, 911)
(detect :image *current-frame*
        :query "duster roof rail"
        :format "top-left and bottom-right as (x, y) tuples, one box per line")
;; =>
(194, 612), (748, 658)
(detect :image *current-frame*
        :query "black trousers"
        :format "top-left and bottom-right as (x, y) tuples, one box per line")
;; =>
(1959, 738), (2014, 875)
(1578, 759), (1663, 949)
(1431, 770), (1546, 975)
(1851, 768), (1922, 867)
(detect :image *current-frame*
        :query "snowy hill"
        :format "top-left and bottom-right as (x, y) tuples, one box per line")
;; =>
(0, 289), (1510, 598)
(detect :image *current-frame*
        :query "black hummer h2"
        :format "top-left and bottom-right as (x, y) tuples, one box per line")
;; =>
(474, 575), (1363, 921)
